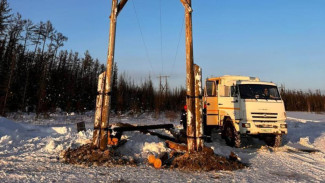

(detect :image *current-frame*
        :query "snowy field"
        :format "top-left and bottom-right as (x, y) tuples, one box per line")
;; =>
(0, 111), (324, 183)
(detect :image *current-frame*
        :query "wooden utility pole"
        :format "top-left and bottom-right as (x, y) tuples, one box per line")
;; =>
(92, 72), (106, 148)
(180, 0), (196, 152)
(93, 0), (128, 150)
(194, 64), (203, 151)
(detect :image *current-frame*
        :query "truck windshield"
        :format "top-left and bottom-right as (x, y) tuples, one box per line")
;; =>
(239, 84), (281, 100)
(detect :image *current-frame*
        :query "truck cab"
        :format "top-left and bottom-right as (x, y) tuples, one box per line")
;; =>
(203, 75), (287, 147)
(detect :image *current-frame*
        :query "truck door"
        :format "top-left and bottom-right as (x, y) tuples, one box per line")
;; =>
(205, 80), (219, 125)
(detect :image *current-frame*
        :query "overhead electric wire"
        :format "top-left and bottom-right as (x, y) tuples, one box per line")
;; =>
(131, 0), (154, 72)
(170, 15), (185, 77)
(159, 0), (164, 74)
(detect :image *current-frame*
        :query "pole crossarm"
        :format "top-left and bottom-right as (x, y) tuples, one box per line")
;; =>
(117, 0), (128, 16)
(180, 0), (192, 12)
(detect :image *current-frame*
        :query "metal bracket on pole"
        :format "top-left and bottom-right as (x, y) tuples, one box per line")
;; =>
(180, 0), (192, 12)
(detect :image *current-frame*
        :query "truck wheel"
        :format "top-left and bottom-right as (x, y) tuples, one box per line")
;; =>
(265, 135), (282, 147)
(224, 124), (241, 148)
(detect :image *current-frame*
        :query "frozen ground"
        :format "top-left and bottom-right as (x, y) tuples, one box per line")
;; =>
(0, 111), (324, 182)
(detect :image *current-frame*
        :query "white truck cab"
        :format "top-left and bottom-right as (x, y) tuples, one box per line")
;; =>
(203, 75), (287, 147)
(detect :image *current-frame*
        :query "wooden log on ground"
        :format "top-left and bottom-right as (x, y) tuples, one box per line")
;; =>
(148, 153), (156, 165)
(107, 135), (113, 146)
(112, 138), (119, 145)
(165, 140), (214, 155)
(153, 152), (169, 169)
(165, 140), (187, 152)
(112, 139), (128, 149)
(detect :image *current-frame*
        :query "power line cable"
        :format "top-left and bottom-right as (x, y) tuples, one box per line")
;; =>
(170, 15), (185, 77)
(131, 0), (154, 72)
(159, 0), (164, 74)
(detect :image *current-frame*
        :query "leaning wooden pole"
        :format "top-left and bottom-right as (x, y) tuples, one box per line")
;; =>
(100, 0), (119, 151)
(194, 64), (203, 151)
(92, 72), (106, 148)
(181, 0), (196, 152)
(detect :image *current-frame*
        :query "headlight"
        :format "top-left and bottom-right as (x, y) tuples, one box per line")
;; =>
(242, 123), (250, 128)
(280, 124), (287, 128)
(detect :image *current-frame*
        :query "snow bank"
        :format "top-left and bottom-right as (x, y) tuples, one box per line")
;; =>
(1, 112), (324, 182)
(0, 116), (93, 157)
(287, 111), (325, 123)
(285, 112), (325, 151)
(0, 135), (12, 145)
(51, 127), (69, 134)
(0, 117), (26, 137)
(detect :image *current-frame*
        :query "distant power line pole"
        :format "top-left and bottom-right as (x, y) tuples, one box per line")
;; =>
(157, 75), (169, 95)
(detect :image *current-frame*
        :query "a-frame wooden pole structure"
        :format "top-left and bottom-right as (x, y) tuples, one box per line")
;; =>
(93, 0), (203, 152)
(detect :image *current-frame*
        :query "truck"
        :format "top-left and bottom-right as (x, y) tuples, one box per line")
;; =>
(181, 75), (288, 147)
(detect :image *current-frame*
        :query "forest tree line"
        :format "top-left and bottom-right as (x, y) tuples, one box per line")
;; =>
(0, 0), (324, 116)
(280, 88), (325, 113)
(0, 0), (186, 116)
(0, 0), (106, 115)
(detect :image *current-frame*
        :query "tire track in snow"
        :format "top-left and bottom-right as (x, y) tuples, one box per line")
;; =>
(276, 151), (325, 181)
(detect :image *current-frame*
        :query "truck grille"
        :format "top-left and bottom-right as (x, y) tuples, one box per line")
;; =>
(255, 124), (277, 128)
(251, 112), (278, 122)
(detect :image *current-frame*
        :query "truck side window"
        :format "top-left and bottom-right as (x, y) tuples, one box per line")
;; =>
(231, 86), (238, 97)
(206, 81), (216, 96)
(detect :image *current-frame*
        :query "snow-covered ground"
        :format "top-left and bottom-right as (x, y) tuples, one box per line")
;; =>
(0, 111), (324, 182)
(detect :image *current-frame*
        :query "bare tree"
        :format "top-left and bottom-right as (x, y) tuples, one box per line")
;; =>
(0, 0), (11, 38)
(21, 19), (36, 109)
(1, 13), (24, 115)
(31, 21), (45, 59)
(21, 19), (34, 55)
(48, 32), (67, 71)
(40, 20), (54, 57)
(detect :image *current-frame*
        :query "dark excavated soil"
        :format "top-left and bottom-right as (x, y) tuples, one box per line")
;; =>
(170, 149), (246, 172)
(61, 143), (136, 167)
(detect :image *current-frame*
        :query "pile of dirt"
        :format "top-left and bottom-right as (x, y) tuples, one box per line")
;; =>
(171, 149), (246, 171)
(60, 143), (136, 167)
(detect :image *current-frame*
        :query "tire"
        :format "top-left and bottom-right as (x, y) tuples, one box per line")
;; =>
(265, 134), (282, 147)
(223, 124), (241, 148)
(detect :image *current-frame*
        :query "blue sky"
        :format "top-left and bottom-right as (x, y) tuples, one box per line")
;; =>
(8, 0), (325, 91)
